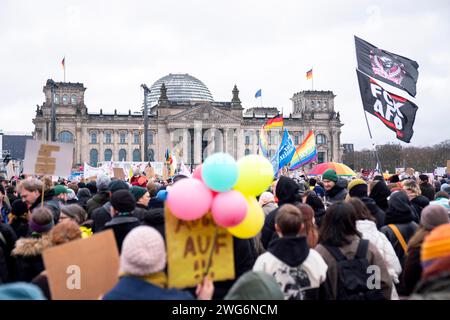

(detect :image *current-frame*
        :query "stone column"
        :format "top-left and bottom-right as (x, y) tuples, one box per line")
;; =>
(183, 128), (189, 164)
(194, 122), (202, 165)
(113, 130), (119, 161)
(99, 129), (104, 162)
(236, 127), (244, 159)
(223, 128), (228, 154)
(127, 129), (132, 162)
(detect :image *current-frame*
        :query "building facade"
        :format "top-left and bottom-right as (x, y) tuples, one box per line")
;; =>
(32, 74), (343, 168)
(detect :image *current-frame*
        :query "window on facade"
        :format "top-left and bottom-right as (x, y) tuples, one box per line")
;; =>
(59, 131), (73, 143)
(133, 149), (141, 162)
(71, 94), (77, 105)
(133, 131), (139, 144)
(90, 132), (97, 144)
(148, 132), (154, 145)
(104, 149), (112, 161)
(105, 132), (112, 144)
(316, 134), (326, 145)
(90, 149), (98, 167)
(120, 132), (126, 144)
(54, 94), (60, 104)
(62, 94), (68, 105)
(148, 149), (155, 162)
(318, 152), (325, 163)
(294, 135), (299, 145)
(245, 148), (250, 155)
(118, 149), (126, 161)
(245, 136), (250, 145)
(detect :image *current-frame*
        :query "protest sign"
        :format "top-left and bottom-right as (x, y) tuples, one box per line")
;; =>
(112, 167), (126, 180)
(23, 140), (74, 177)
(447, 160), (450, 174)
(165, 207), (235, 288)
(42, 230), (119, 300)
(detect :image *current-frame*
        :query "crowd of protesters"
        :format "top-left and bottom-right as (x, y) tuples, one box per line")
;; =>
(0, 168), (450, 300)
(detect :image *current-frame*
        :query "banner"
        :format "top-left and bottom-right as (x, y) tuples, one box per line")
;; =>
(357, 70), (418, 143)
(23, 140), (74, 177)
(277, 129), (296, 170)
(258, 127), (269, 158)
(289, 130), (318, 170)
(165, 207), (235, 288)
(355, 36), (419, 97)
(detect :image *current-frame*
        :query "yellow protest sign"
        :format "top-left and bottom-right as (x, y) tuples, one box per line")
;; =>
(165, 207), (235, 288)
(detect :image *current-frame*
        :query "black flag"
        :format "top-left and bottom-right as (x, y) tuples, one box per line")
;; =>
(355, 36), (419, 97)
(357, 69), (418, 143)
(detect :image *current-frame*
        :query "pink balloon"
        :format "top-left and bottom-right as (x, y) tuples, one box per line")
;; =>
(211, 190), (248, 227)
(167, 178), (213, 221)
(192, 165), (203, 181)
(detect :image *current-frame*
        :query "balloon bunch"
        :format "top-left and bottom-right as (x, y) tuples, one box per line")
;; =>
(166, 153), (274, 238)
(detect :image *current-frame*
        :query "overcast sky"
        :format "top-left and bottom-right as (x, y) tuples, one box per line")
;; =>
(1, 0), (449, 150)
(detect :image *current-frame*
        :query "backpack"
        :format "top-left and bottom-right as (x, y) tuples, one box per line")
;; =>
(324, 239), (386, 300)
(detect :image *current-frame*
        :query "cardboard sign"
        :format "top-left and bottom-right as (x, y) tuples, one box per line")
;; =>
(23, 140), (74, 177)
(406, 167), (415, 176)
(447, 160), (450, 174)
(112, 167), (126, 180)
(165, 207), (235, 288)
(42, 230), (120, 300)
(145, 166), (155, 179)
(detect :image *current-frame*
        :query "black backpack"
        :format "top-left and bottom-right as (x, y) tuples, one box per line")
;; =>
(324, 239), (386, 300)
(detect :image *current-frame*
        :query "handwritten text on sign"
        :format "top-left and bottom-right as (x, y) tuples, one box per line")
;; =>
(23, 140), (74, 177)
(165, 207), (235, 288)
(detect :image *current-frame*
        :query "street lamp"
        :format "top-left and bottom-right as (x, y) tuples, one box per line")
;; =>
(48, 80), (58, 142)
(141, 84), (151, 162)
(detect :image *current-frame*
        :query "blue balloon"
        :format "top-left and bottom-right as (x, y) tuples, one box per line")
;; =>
(202, 153), (238, 192)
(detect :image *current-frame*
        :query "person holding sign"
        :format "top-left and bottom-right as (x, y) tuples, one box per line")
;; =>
(103, 226), (214, 300)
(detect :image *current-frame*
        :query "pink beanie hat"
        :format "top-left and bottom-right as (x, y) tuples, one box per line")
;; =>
(119, 226), (166, 276)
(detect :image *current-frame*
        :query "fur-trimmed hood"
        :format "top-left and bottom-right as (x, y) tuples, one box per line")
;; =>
(11, 234), (52, 257)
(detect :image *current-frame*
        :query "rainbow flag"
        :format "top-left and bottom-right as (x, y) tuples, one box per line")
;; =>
(258, 127), (269, 157)
(289, 130), (317, 170)
(264, 116), (283, 130)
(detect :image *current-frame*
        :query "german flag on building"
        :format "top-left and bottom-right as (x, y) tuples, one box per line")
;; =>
(264, 115), (283, 130)
(306, 68), (313, 80)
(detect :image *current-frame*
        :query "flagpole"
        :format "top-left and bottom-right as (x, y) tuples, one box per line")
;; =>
(363, 109), (383, 173)
(64, 56), (66, 82)
(312, 67), (314, 90)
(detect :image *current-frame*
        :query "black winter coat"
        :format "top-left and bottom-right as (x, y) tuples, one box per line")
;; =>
(11, 234), (52, 282)
(103, 214), (140, 253)
(261, 176), (301, 250)
(91, 202), (112, 233)
(0, 222), (17, 283)
(419, 183), (435, 202)
(142, 208), (165, 239)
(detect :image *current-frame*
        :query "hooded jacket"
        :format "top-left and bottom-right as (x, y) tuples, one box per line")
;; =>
(356, 220), (402, 285)
(260, 176), (301, 250)
(225, 271), (284, 300)
(142, 208), (165, 239)
(380, 191), (418, 266)
(369, 181), (391, 212)
(86, 191), (110, 215)
(11, 234), (52, 282)
(410, 195), (430, 222)
(360, 197), (386, 229)
(253, 236), (327, 300)
(324, 179), (348, 205)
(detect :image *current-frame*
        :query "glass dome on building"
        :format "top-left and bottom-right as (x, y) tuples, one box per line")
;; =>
(146, 73), (214, 106)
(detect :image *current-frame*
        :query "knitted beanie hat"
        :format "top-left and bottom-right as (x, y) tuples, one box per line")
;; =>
(421, 224), (450, 265)
(322, 169), (338, 183)
(119, 226), (166, 276)
(129, 186), (147, 202)
(110, 190), (136, 213)
(420, 205), (450, 231)
(348, 179), (368, 198)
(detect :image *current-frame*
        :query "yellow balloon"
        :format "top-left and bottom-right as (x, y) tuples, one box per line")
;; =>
(227, 196), (265, 239)
(234, 155), (274, 196)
